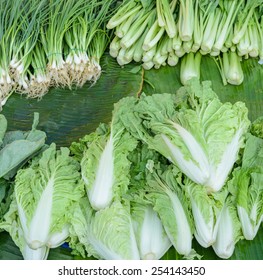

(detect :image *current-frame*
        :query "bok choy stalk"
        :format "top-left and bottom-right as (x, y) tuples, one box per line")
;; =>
(116, 79), (250, 193)
(145, 161), (193, 257)
(106, 0), (141, 30)
(69, 197), (140, 260)
(232, 0), (263, 45)
(229, 133), (263, 240)
(212, 1), (242, 52)
(212, 195), (242, 259)
(0, 143), (84, 260)
(178, 0), (195, 41)
(180, 52), (202, 85)
(156, 0), (177, 38)
(70, 119), (137, 210)
(128, 143), (172, 260)
(222, 51), (244, 85)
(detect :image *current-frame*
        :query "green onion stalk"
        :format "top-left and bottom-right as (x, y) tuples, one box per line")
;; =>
(29, 43), (51, 98)
(88, 29), (111, 84)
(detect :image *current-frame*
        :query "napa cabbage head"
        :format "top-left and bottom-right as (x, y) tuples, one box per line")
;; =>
(145, 161), (193, 257)
(229, 133), (263, 240)
(71, 120), (137, 211)
(212, 195), (242, 259)
(0, 143), (84, 259)
(116, 79), (250, 193)
(127, 143), (172, 260)
(184, 179), (228, 248)
(69, 197), (140, 260)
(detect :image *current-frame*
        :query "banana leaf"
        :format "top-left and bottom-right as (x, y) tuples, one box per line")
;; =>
(0, 54), (262, 260)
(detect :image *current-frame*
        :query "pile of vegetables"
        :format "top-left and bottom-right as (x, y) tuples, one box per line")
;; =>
(0, 0), (116, 107)
(107, 0), (263, 85)
(1, 79), (262, 260)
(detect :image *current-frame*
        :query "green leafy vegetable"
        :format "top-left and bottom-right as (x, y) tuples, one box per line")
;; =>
(71, 118), (137, 210)
(0, 143), (84, 259)
(229, 133), (263, 240)
(184, 179), (227, 248)
(145, 162), (193, 257)
(0, 113), (46, 179)
(128, 143), (172, 260)
(69, 197), (140, 260)
(116, 79), (250, 193)
(212, 195), (242, 259)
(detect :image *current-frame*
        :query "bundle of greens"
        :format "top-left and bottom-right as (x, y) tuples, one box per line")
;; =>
(107, 0), (263, 85)
(0, 0), (117, 106)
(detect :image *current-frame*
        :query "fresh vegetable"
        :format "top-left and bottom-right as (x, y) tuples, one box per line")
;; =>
(229, 133), (263, 240)
(1, 78), (262, 260)
(0, 112), (46, 223)
(212, 195), (242, 259)
(0, 143), (84, 259)
(145, 161), (193, 257)
(184, 180), (226, 248)
(127, 143), (172, 260)
(115, 79), (250, 192)
(107, 0), (263, 85)
(0, 113), (46, 179)
(70, 120), (137, 211)
(69, 197), (140, 260)
(0, 0), (117, 106)
(131, 203), (172, 259)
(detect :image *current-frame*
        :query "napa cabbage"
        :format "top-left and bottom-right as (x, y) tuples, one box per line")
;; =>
(0, 143), (84, 259)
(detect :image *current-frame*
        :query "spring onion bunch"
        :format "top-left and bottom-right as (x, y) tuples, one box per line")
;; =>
(0, 0), (117, 107)
(107, 0), (263, 86)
